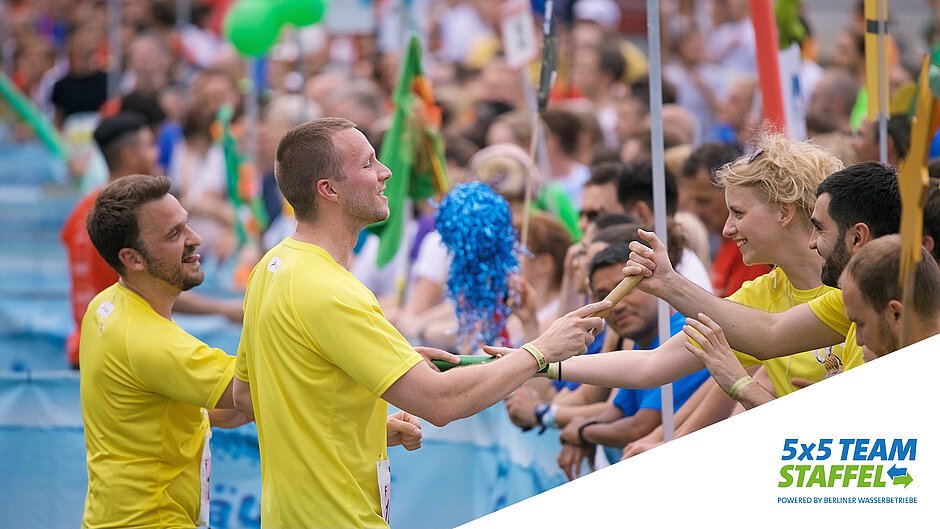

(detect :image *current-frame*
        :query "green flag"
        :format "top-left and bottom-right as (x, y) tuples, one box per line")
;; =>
(368, 34), (449, 266)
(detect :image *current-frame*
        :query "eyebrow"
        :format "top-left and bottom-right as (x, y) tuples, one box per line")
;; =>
(164, 214), (191, 238)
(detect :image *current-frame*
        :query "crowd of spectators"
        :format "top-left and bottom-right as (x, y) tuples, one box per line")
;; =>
(5, 0), (940, 482)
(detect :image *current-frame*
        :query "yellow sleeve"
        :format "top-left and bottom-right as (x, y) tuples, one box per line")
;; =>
(807, 289), (851, 336)
(128, 317), (236, 409)
(298, 280), (422, 397)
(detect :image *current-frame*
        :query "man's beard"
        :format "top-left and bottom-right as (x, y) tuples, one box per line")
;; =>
(139, 244), (204, 291)
(821, 239), (852, 288)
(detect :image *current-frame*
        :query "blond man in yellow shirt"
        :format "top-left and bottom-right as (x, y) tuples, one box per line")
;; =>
(233, 118), (606, 528)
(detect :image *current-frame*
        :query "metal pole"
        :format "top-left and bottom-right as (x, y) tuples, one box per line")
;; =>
(107, 0), (121, 99)
(1, 0), (14, 79)
(647, 0), (674, 442)
(877, 0), (888, 164)
(176, 0), (192, 33)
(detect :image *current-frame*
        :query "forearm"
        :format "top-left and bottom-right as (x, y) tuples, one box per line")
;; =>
(561, 335), (703, 389)
(673, 380), (737, 437)
(232, 377), (254, 420)
(733, 377), (776, 410)
(555, 402), (617, 428)
(208, 408), (251, 428)
(662, 278), (843, 358)
(582, 411), (660, 448)
(175, 291), (240, 316)
(386, 349), (540, 427)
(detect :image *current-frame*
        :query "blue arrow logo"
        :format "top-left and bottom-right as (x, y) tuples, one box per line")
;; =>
(887, 465), (907, 480)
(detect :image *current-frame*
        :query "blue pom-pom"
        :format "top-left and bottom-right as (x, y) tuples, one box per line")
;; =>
(436, 183), (518, 352)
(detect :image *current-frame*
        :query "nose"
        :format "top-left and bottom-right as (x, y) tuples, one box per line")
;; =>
(721, 213), (735, 238)
(185, 224), (202, 248)
(377, 160), (392, 182)
(808, 229), (819, 251)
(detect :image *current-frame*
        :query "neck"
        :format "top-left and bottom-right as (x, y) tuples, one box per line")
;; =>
(771, 224), (824, 290)
(118, 274), (180, 320)
(908, 317), (940, 348)
(292, 213), (361, 268)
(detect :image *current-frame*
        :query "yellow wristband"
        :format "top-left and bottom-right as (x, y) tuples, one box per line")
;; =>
(544, 362), (559, 380)
(727, 375), (755, 400)
(521, 342), (547, 371)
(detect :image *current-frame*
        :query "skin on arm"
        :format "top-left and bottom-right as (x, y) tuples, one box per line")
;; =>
(625, 229), (845, 358)
(382, 301), (608, 427)
(174, 291), (244, 324)
(505, 383), (611, 429)
(682, 314), (775, 410)
(561, 406), (660, 449)
(210, 378), (252, 428)
(561, 332), (706, 389)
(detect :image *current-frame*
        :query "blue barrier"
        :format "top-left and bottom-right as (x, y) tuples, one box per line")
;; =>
(0, 372), (571, 529)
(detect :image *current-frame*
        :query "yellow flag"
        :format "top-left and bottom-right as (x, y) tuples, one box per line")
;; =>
(897, 55), (932, 345)
(864, 0), (889, 121)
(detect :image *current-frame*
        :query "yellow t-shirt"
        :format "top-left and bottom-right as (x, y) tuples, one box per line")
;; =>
(727, 268), (863, 396)
(807, 287), (861, 362)
(235, 239), (423, 529)
(79, 283), (235, 529)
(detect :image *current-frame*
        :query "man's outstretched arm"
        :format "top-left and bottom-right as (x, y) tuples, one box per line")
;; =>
(624, 229), (845, 359)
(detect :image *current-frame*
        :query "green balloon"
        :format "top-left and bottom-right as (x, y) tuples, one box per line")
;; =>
(273, 0), (326, 27)
(224, 0), (282, 57)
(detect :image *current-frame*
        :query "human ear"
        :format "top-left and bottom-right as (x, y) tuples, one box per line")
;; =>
(118, 248), (145, 272)
(316, 179), (339, 202)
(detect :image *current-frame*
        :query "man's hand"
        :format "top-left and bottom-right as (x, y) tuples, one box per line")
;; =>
(414, 346), (460, 372)
(558, 442), (595, 481)
(504, 387), (542, 429)
(482, 300), (608, 364)
(622, 229), (680, 298)
(559, 416), (592, 445)
(621, 437), (660, 461)
(386, 410), (422, 450)
(529, 300), (609, 362)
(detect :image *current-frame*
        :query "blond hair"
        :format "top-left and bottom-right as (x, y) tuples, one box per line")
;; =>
(715, 134), (844, 221)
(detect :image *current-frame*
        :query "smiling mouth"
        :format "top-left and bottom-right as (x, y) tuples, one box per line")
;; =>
(736, 239), (746, 248)
(182, 253), (200, 264)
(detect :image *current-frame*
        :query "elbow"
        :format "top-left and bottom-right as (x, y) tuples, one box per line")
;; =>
(422, 408), (456, 428)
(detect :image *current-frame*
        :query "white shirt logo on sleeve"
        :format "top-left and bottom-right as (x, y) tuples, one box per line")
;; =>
(96, 301), (114, 319)
(266, 256), (282, 273)
(96, 301), (115, 334)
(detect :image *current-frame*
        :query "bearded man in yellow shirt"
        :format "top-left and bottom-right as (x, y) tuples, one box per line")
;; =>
(232, 118), (607, 529)
(80, 174), (249, 528)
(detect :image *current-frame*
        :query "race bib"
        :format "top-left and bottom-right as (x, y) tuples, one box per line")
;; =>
(197, 414), (212, 527)
(377, 459), (391, 523)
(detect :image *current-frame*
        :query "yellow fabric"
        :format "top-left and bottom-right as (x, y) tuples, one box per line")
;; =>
(79, 283), (235, 529)
(727, 268), (863, 396)
(236, 238), (423, 529)
(807, 287), (862, 359)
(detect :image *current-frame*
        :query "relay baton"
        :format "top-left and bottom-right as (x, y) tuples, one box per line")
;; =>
(593, 274), (642, 320)
(431, 355), (496, 371)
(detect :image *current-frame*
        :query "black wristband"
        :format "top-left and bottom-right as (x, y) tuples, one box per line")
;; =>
(577, 420), (600, 445)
